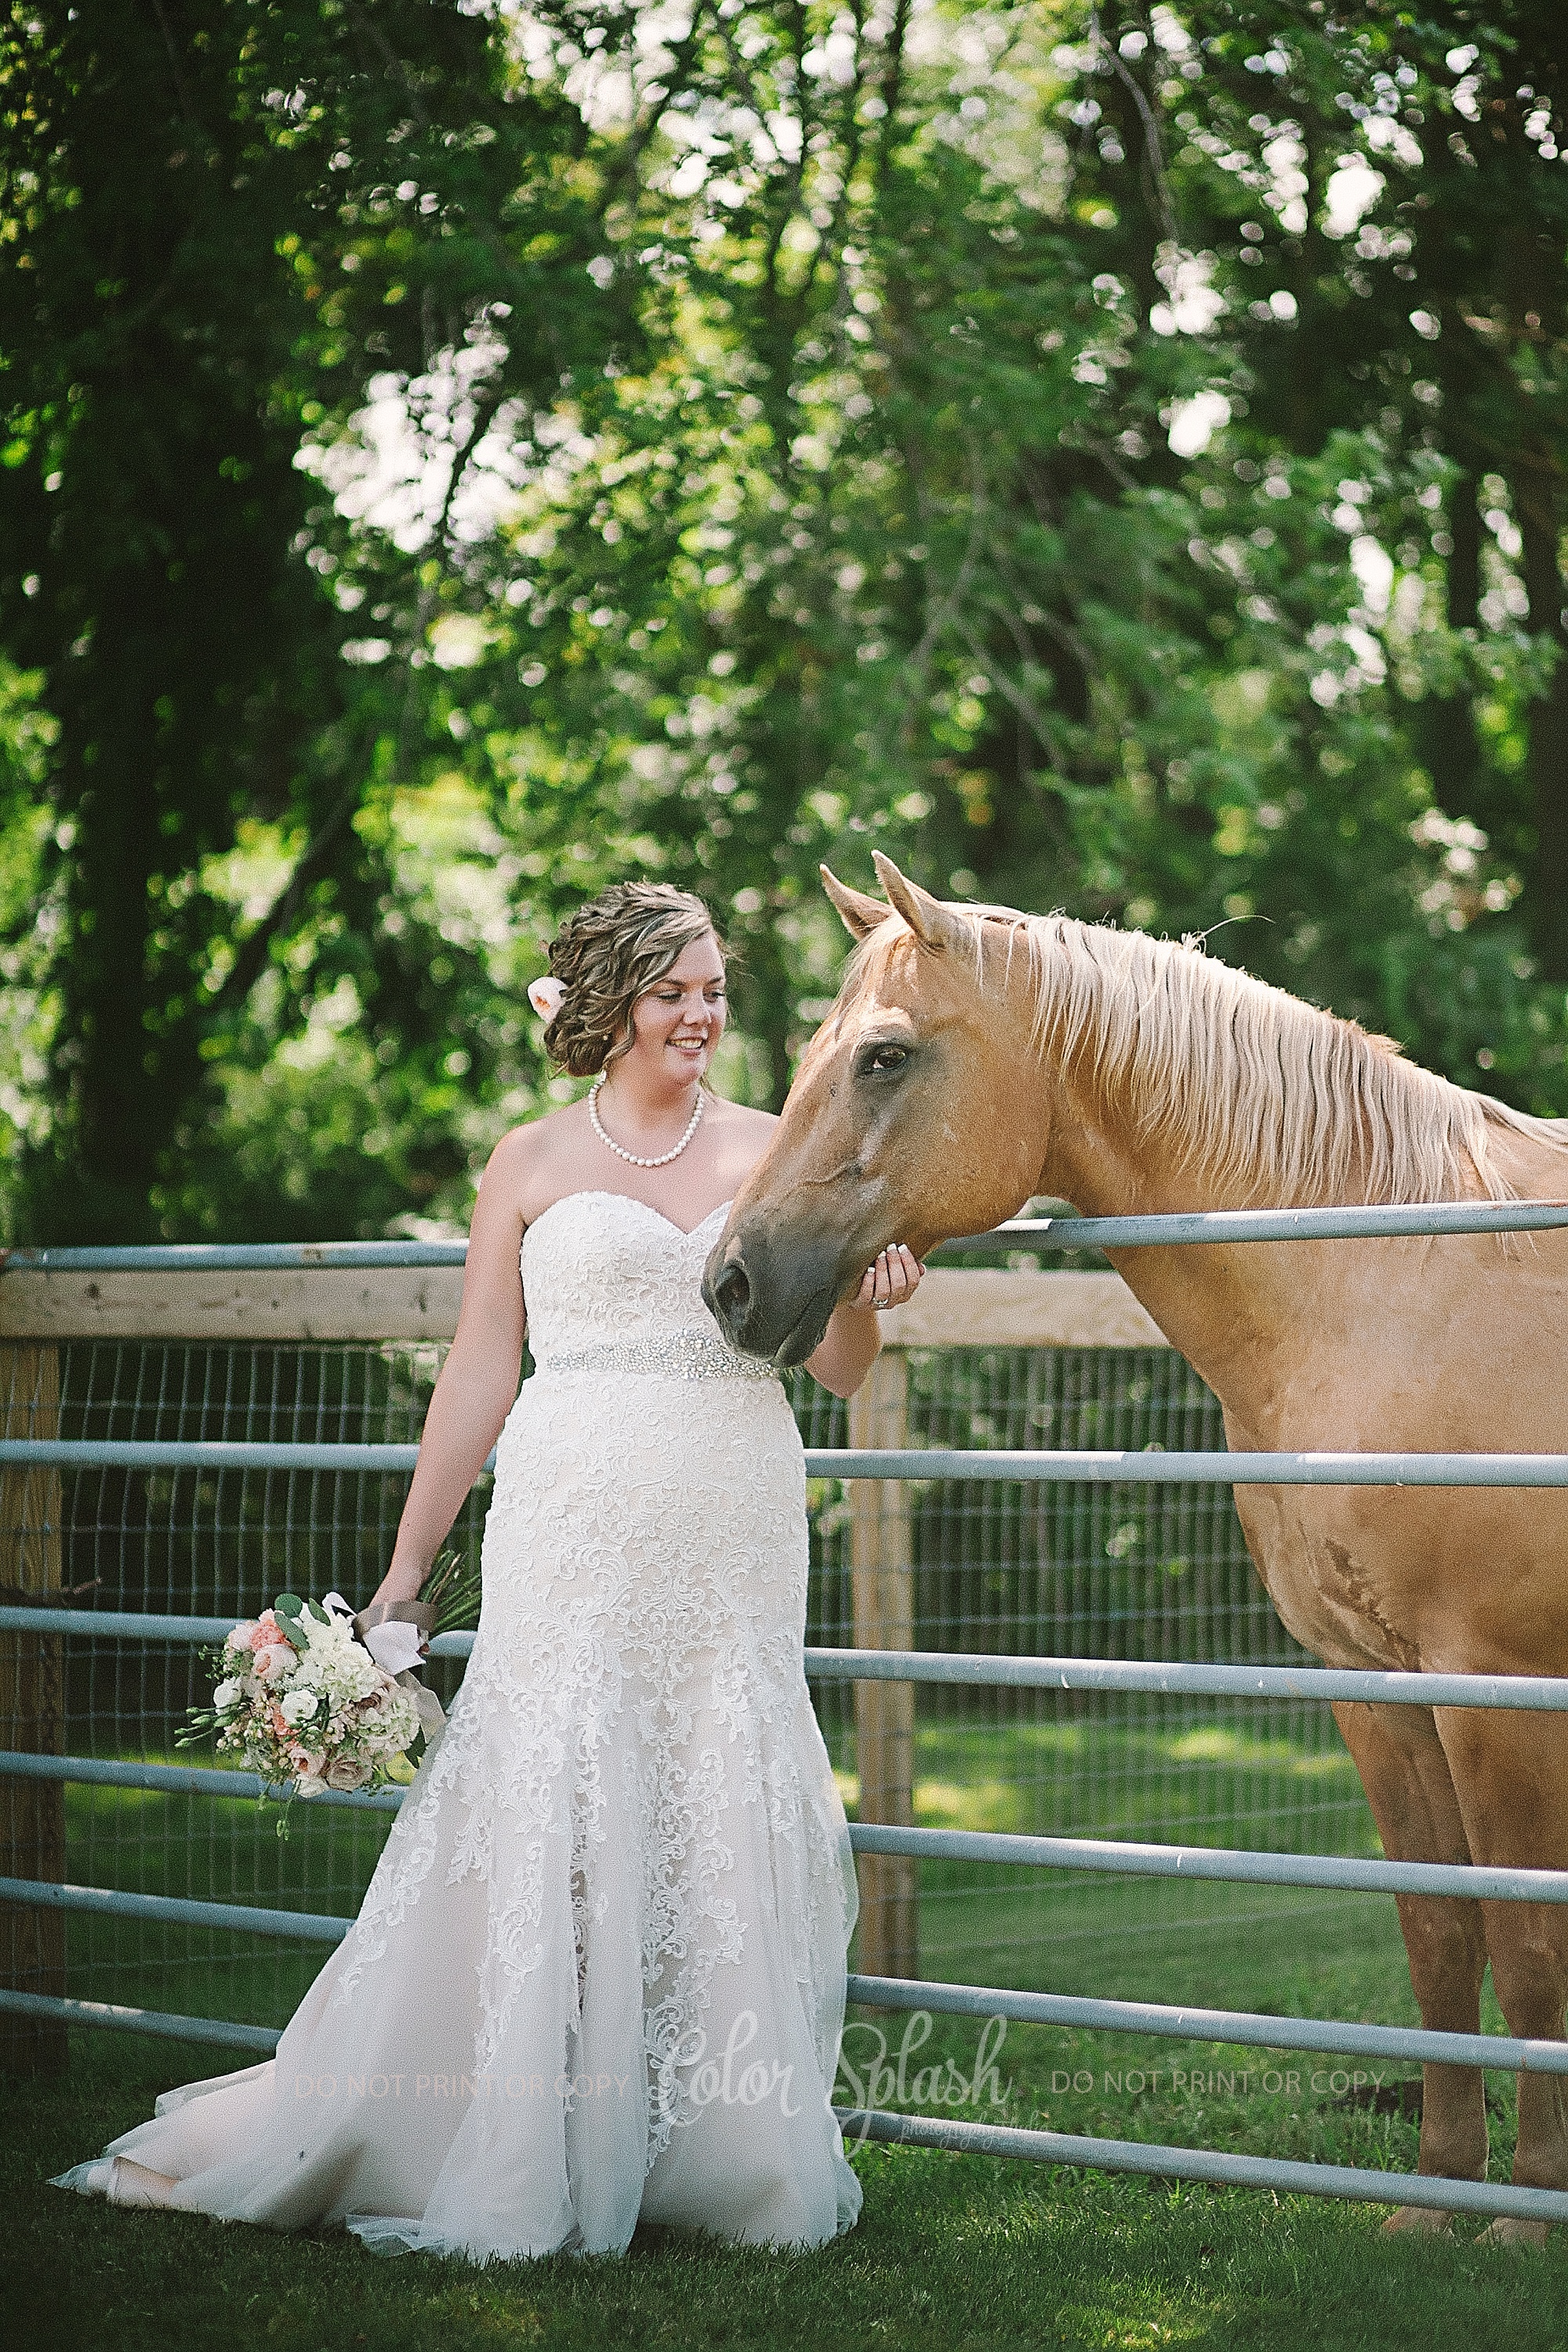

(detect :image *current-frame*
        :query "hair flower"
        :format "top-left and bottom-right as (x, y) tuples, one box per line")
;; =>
(528, 975), (566, 1022)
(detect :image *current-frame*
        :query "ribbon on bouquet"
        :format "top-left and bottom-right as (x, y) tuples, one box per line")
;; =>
(339, 1594), (448, 1737)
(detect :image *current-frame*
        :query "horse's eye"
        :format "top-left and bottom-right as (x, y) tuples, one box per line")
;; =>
(862, 1041), (909, 1076)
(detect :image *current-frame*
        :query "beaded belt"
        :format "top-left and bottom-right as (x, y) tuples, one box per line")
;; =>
(534, 1329), (780, 1383)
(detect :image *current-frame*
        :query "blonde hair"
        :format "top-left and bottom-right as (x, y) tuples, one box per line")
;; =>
(541, 884), (721, 1078)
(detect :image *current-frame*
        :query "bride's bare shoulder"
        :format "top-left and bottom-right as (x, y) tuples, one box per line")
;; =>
(478, 1104), (587, 1217)
(708, 1097), (779, 1186)
(709, 1098), (777, 1139)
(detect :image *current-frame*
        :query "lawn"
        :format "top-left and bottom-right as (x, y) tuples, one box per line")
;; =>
(13, 2008), (1568, 2352)
(16, 1705), (1567, 2347)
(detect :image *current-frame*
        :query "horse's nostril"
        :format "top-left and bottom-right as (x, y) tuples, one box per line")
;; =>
(712, 1259), (751, 1330)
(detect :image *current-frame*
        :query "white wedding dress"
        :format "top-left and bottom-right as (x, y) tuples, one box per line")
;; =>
(54, 1192), (862, 2261)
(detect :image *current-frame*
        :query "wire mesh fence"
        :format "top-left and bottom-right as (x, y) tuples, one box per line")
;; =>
(799, 1345), (1377, 2000)
(0, 1325), (1379, 2039)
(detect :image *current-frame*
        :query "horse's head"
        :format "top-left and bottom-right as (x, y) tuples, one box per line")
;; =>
(702, 852), (1050, 1363)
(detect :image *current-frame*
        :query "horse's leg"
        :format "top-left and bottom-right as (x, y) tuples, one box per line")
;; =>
(1434, 1706), (1568, 2247)
(1332, 1700), (1489, 2231)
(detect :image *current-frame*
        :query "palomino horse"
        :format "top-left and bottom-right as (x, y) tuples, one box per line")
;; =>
(704, 852), (1568, 2238)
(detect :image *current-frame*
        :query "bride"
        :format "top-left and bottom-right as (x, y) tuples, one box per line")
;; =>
(54, 880), (922, 2261)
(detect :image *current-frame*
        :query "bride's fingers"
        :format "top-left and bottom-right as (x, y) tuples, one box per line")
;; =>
(857, 1250), (891, 1307)
(861, 1243), (925, 1308)
(885, 1243), (923, 1301)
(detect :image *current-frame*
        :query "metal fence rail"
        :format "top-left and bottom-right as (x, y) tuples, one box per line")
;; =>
(7, 1197), (1567, 1269)
(4, 1200), (1566, 2226)
(834, 2108), (1568, 2226)
(5, 1437), (1568, 1487)
(7, 1613), (1568, 1901)
(10, 1607), (1568, 1715)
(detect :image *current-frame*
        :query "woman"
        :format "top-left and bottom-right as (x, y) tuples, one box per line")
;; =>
(55, 881), (922, 2261)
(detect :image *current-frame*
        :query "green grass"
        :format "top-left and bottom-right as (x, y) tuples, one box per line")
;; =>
(13, 2015), (1568, 2352)
(22, 1708), (1567, 2345)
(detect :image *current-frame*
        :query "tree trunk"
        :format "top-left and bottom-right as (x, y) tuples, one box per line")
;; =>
(1519, 484), (1568, 980)
(1417, 470), (1485, 823)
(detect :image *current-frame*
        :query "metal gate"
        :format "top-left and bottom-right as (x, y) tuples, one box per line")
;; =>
(3, 1200), (1567, 2226)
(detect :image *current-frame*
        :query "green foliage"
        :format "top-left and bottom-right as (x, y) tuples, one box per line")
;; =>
(2, 2), (1567, 1239)
(0, 0), (619, 1238)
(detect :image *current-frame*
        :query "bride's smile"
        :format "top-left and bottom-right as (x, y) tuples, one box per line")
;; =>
(624, 933), (728, 1087)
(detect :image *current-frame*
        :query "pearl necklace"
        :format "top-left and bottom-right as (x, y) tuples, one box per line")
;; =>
(589, 1075), (705, 1168)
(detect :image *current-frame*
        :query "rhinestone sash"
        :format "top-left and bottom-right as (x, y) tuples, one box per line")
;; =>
(534, 1327), (780, 1383)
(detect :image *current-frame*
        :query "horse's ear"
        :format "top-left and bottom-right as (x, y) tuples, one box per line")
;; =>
(871, 852), (967, 953)
(819, 866), (890, 941)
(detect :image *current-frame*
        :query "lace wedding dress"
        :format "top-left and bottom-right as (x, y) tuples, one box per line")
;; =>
(54, 1192), (862, 2261)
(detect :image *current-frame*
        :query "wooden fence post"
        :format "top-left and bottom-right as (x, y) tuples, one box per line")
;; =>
(0, 1342), (66, 2074)
(847, 1347), (918, 1983)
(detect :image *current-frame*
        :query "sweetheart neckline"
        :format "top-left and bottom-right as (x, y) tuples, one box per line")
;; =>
(522, 1190), (735, 1247)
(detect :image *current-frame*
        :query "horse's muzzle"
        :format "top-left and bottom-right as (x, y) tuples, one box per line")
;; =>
(702, 1225), (843, 1368)
(705, 1251), (753, 1334)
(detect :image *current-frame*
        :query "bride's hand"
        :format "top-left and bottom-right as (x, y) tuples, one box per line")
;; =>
(855, 1243), (924, 1312)
(807, 1244), (924, 1395)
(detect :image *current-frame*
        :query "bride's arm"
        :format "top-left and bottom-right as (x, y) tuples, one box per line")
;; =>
(804, 1243), (923, 1399)
(365, 1137), (530, 1608)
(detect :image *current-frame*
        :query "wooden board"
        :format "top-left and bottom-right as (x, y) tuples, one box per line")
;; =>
(0, 1269), (467, 1345)
(0, 1343), (66, 2073)
(0, 1263), (1170, 1349)
(877, 1268), (1169, 1350)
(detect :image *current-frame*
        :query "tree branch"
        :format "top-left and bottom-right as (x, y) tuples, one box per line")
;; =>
(206, 784), (361, 1017)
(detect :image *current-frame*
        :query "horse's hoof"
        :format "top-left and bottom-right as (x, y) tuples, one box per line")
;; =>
(1383, 2204), (1453, 2236)
(1478, 2216), (1550, 2250)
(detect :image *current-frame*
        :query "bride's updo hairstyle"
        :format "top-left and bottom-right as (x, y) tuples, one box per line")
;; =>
(540, 882), (723, 1078)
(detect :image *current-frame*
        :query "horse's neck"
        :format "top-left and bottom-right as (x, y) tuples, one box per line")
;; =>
(1040, 1079), (1318, 1420)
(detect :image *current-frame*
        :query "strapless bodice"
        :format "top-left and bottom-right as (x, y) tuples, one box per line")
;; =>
(519, 1189), (777, 1381)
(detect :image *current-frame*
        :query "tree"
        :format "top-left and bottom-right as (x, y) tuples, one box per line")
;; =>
(0, 0), (618, 1237)
(423, 0), (1567, 1111)
(4, 1), (1566, 1242)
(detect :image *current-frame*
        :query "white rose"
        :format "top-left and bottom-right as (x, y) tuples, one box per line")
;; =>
(280, 1689), (318, 1726)
(325, 1755), (369, 1791)
(224, 1623), (256, 1653)
(212, 1679), (242, 1711)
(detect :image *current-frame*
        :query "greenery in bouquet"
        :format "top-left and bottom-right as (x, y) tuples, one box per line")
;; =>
(419, 1548), (482, 1635)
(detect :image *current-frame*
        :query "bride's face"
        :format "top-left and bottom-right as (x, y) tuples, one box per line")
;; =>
(626, 932), (727, 1083)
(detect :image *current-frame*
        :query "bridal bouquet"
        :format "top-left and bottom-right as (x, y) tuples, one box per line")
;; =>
(180, 1553), (479, 1829)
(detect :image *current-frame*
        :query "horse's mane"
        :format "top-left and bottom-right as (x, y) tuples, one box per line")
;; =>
(857, 902), (1568, 1206)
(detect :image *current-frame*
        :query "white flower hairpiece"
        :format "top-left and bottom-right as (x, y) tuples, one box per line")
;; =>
(528, 975), (566, 1022)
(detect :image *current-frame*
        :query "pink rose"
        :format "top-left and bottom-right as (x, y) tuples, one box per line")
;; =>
(253, 1641), (294, 1682)
(290, 1746), (326, 1781)
(325, 1755), (369, 1791)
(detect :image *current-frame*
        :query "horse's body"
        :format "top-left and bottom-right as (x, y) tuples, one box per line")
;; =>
(703, 854), (1568, 2233)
